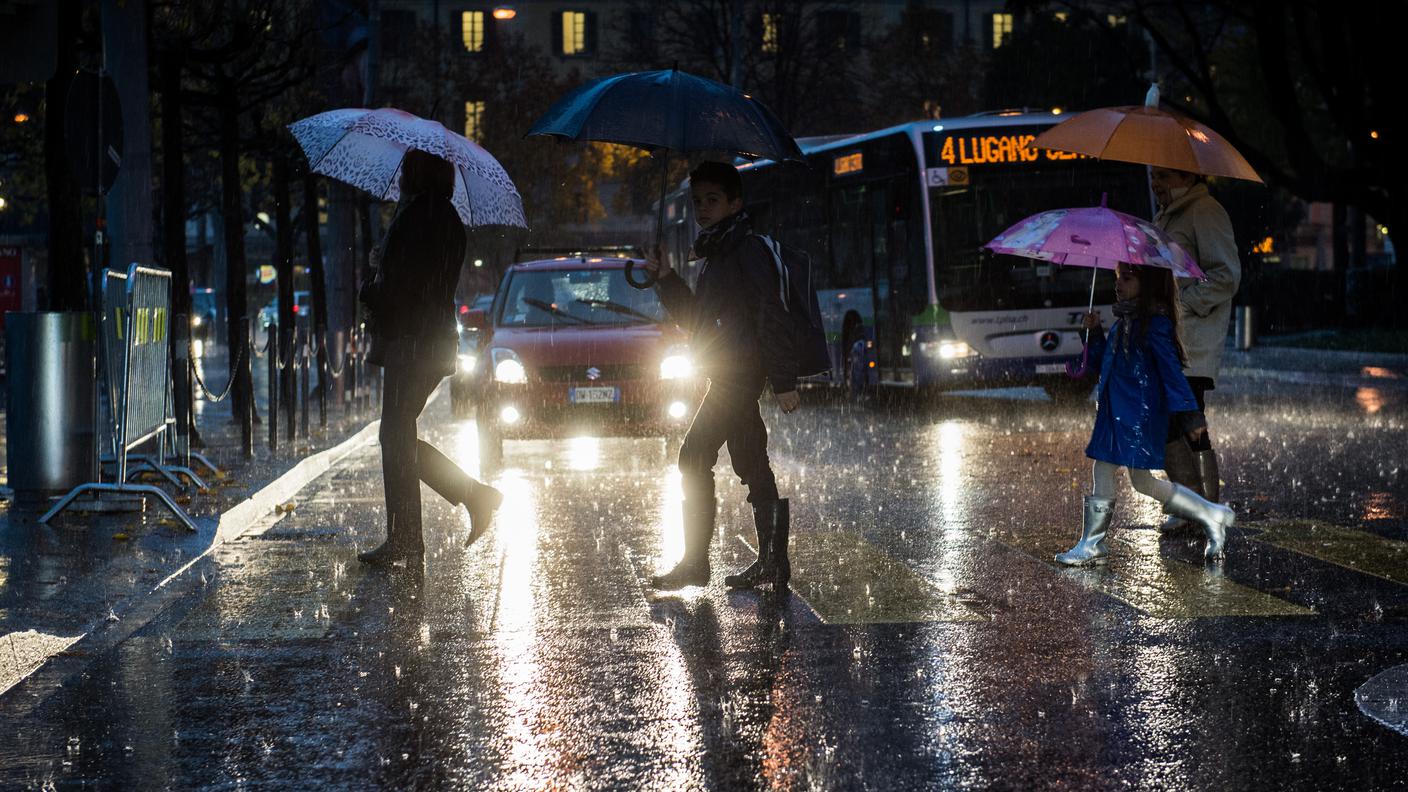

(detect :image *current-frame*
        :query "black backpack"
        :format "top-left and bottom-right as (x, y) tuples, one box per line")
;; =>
(754, 234), (832, 379)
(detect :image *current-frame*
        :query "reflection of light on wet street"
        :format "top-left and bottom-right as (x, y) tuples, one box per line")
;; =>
(451, 416), (484, 480)
(1363, 491), (1397, 521)
(1355, 387), (1385, 414)
(484, 470), (559, 782)
(567, 436), (601, 471)
(656, 467), (685, 570)
(927, 420), (969, 593)
(1361, 366), (1400, 379)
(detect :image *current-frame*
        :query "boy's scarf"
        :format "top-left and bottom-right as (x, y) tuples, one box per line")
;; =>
(693, 211), (752, 260)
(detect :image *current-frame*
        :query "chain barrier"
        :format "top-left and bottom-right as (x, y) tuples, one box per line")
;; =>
(188, 331), (247, 404)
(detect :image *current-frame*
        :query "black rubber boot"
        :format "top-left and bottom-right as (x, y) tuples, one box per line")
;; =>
(1195, 448), (1221, 504)
(1160, 438), (1201, 533)
(771, 498), (791, 589)
(725, 499), (780, 588)
(464, 481), (504, 547)
(651, 500), (715, 589)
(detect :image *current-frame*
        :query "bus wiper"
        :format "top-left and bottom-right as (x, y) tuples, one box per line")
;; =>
(574, 298), (654, 322)
(523, 298), (587, 324)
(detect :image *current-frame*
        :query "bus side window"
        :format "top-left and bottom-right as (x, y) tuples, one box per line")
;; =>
(830, 185), (872, 289)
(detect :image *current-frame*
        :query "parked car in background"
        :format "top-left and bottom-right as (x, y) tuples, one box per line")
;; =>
(464, 256), (702, 460)
(258, 290), (312, 331)
(190, 288), (218, 350)
(450, 294), (497, 417)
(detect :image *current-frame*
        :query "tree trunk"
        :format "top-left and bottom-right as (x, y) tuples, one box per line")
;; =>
(219, 75), (254, 455)
(303, 171), (330, 412)
(273, 153), (296, 441)
(44, 0), (86, 311)
(160, 51), (196, 453)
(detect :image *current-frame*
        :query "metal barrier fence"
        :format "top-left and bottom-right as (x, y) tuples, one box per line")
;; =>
(41, 265), (199, 530)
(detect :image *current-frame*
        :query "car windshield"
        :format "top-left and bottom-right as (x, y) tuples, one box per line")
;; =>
(496, 268), (666, 327)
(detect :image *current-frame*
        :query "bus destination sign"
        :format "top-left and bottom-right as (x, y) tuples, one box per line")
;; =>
(936, 133), (1084, 166)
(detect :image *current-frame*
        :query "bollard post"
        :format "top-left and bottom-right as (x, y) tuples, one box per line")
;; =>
(267, 323), (279, 451)
(300, 331), (311, 439)
(316, 327), (328, 429)
(1235, 305), (1255, 350)
(242, 317), (255, 458)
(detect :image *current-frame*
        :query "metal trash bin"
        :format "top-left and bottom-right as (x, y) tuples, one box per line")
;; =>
(4, 311), (97, 499)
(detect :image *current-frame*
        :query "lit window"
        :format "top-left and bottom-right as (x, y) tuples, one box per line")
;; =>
(462, 11), (485, 52)
(1107, 14), (1127, 27)
(991, 13), (1013, 48)
(762, 13), (780, 54)
(562, 11), (587, 54)
(464, 100), (485, 140)
(1054, 11), (1069, 23)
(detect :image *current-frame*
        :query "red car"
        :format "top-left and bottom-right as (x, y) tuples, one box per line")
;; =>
(464, 256), (703, 459)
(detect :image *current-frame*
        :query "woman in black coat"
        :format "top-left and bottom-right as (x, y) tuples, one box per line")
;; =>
(358, 149), (502, 567)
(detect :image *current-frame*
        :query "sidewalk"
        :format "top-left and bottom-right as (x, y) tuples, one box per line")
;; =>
(1221, 341), (1408, 389)
(0, 373), (385, 698)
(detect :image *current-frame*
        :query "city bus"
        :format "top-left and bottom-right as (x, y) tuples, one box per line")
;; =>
(658, 111), (1150, 398)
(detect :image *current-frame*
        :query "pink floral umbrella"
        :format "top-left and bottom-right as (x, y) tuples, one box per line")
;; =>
(983, 197), (1203, 376)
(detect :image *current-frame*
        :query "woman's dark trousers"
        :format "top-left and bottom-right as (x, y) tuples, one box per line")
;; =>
(379, 357), (482, 553)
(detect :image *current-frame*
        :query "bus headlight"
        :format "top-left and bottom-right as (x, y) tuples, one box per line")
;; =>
(920, 340), (975, 359)
(490, 349), (527, 383)
(458, 353), (477, 374)
(659, 351), (693, 380)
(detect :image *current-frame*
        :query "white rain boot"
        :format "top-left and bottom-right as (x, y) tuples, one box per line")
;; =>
(1056, 496), (1116, 566)
(1163, 483), (1234, 559)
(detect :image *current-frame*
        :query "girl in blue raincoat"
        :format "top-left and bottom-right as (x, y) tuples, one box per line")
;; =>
(1056, 263), (1235, 566)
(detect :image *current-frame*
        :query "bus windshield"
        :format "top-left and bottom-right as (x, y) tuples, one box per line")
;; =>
(930, 160), (1147, 312)
(497, 268), (667, 328)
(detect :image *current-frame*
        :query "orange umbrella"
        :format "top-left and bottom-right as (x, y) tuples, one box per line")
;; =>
(1030, 105), (1263, 183)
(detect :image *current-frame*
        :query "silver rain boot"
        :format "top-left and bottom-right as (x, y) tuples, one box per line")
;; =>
(1055, 496), (1116, 566)
(1163, 483), (1234, 559)
(1160, 439), (1200, 533)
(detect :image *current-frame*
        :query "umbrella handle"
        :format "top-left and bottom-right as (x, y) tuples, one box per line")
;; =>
(1065, 342), (1090, 379)
(624, 260), (659, 290)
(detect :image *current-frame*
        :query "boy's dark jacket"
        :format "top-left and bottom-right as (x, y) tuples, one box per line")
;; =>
(655, 212), (798, 393)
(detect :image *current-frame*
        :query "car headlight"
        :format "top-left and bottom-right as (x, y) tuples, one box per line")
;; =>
(490, 348), (527, 383)
(458, 353), (477, 374)
(191, 315), (203, 328)
(659, 350), (693, 380)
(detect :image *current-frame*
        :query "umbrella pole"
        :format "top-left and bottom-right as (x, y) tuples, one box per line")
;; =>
(1083, 265), (1098, 345)
(655, 151), (669, 258)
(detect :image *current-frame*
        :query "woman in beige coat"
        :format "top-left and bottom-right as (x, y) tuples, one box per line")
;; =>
(1150, 167), (1241, 530)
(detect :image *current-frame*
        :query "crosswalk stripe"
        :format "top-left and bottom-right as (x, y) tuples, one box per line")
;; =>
(1247, 519), (1408, 585)
(996, 525), (1314, 618)
(779, 531), (989, 624)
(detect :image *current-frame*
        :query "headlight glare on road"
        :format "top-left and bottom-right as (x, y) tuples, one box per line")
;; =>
(458, 353), (477, 374)
(921, 340), (974, 359)
(499, 405), (521, 424)
(659, 353), (693, 380)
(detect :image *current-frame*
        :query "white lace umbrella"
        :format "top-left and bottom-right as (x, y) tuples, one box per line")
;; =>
(288, 108), (527, 228)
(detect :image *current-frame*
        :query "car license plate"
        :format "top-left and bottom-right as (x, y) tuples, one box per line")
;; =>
(570, 386), (618, 404)
(1035, 363), (1066, 374)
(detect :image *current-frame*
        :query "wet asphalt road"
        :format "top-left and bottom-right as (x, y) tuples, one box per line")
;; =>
(2, 375), (1406, 790)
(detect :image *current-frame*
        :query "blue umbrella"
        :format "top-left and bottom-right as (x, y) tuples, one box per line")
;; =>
(528, 68), (803, 162)
(528, 68), (803, 286)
